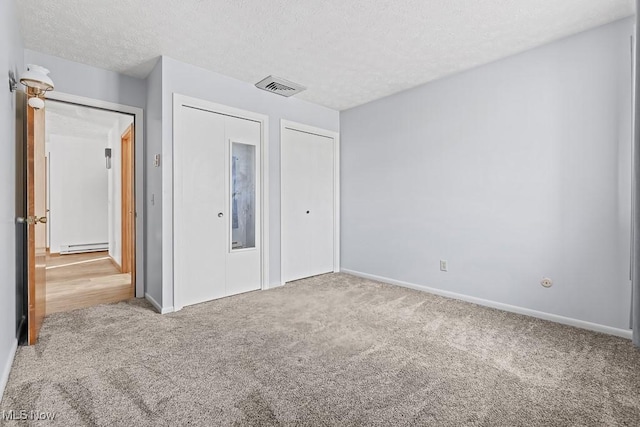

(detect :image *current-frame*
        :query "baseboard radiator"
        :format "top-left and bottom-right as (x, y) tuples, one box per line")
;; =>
(60, 242), (108, 254)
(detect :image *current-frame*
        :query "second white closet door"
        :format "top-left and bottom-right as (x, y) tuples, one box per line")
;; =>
(308, 134), (334, 277)
(282, 127), (334, 283)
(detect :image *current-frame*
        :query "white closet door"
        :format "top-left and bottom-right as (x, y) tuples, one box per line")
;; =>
(174, 106), (227, 306)
(282, 129), (312, 282)
(226, 116), (262, 296)
(282, 127), (334, 283)
(308, 135), (334, 277)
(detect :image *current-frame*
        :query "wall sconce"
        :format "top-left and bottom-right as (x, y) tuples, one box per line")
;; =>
(20, 64), (54, 93)
(105, 148), (112, 169)
(9, 64), (55, 109)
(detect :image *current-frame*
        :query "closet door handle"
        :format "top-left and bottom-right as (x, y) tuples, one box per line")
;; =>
(306, 211), (310, 214)
(218, 212), (224, 218)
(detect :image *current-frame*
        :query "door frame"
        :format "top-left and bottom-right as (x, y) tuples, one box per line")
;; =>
(121, 124), (135, 278)
(45, 91), (145, 298)
(26, 90), (47, 345)
(172, 94), (270, 311)
(280, 120), (340, 286)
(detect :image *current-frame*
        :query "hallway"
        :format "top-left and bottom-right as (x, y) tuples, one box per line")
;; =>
(46, 251), (132, 314)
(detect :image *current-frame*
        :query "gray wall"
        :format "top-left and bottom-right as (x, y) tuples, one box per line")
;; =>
(145, 59), (163, 305)
(157, 56), (340, 309)
(0, 0), (23, 393)
(341, 18), (633, 330)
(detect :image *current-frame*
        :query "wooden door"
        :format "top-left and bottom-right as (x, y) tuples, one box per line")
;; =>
(121, 125), (135, 285)
(26, 91), (47, 345)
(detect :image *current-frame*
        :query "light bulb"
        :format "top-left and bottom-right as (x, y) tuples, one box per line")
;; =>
(28, 97), (45, 110)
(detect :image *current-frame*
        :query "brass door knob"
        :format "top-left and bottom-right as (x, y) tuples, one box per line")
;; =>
(17, 216), (47, 225)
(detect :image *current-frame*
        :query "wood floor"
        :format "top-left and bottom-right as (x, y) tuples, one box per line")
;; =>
(46, 251), (133, 315)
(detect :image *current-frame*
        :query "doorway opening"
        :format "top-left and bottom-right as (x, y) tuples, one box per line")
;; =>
(43, 100), (136, 314)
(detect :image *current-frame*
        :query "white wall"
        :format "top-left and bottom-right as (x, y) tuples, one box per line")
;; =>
(340, 18), (633, 331)
(0, 0), (23, 398)
(48, 135), (109, 253)
(148, 56), (340, 310)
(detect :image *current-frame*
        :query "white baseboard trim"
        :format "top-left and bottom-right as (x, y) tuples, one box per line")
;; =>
(1, 339), (18, 402)
(261, 283), (278, 290)
(145, 293), (174, 314)
(341, 269), (633, 340)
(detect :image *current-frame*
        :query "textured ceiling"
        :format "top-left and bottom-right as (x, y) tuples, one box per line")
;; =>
(45, 100), (130, 141)
(18, 0), (635, 110)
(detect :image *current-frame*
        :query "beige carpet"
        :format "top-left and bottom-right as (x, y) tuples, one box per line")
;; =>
(2, 273), (639, 426)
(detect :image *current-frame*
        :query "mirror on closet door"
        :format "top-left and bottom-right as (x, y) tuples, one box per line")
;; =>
(231, 142), (256, 251)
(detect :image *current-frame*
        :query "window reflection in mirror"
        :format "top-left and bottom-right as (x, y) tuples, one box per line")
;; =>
(231, 142), (256, 250)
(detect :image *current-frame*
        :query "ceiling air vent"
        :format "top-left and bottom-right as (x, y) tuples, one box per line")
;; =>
(255, 75), (306, 97)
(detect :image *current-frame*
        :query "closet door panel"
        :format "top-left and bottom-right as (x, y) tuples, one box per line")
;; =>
(282, 128), (312, 282)
(174, 106), (227, 306)
(226, 117), (262, 295)
(309, 135), (335, 276)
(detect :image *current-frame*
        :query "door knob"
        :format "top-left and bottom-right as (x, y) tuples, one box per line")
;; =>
(306, 211), (310, 214)
(218, 212), (224, 218)
(16, 216), (46, 225)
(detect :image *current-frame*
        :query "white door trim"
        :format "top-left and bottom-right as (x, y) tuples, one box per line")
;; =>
(280, 119), (340, 286)
(45, 91), (145, 299)
(172, 94), (270, 311)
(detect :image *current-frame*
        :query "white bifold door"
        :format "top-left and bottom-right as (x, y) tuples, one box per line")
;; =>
(174, 104), (261, 308)
(282, 126), (335, 283)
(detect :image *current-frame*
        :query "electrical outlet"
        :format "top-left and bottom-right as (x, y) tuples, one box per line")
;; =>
(440, 260), (448, 272)
(540, 277), (553, 288)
